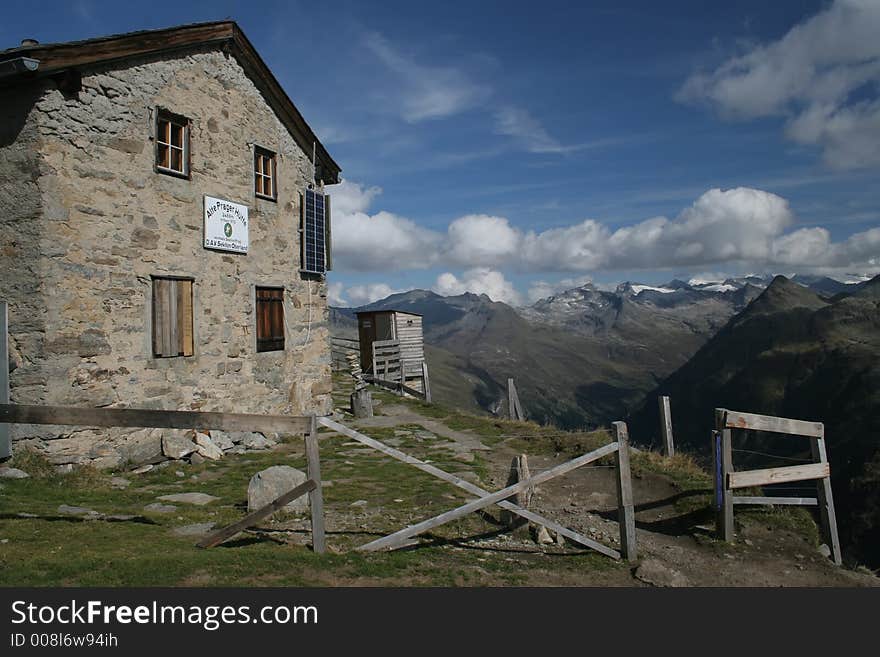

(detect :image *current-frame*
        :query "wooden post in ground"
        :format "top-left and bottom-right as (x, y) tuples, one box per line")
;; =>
(421, 361), (432, 403)
(712, 418), (734, 541)
(0, 301), (9, 460)
(305, 414), (325, 554)
(612, 421), (637, 562)
(398, 358), (407, 396)
(811, 428), (842, 566)
(658, 395), (674, 457)
(500, 454), (532, 529)
(507, 378), (524, 420)
(350, 389), (373, 418)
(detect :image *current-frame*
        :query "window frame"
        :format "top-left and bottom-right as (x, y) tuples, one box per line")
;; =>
(255, 285), (285, 353)
(155, 108), (191, 179)
(254, 146), (277, 201)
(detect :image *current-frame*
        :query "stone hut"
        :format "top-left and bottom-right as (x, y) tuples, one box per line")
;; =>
(0, 22), (340, 467)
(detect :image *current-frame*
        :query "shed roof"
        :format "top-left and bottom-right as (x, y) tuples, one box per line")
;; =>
(0, 21), (340, 184)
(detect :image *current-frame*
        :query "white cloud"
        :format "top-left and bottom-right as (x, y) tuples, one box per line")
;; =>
(327, 281), (347, 306)
(494, 106), (567, 154)
(678, 0), (880, 169)
(328, 179), (441, 271)
(329, 180), (879, 278)
(446, 214), (520, 266)
(364, 32), (490, 122)
(433, 268), (523, 305)
(526, 276), (594, 303)
(346, 283), (404, 306)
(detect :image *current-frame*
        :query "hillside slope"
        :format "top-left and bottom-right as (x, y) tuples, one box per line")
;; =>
(630, 275), (880, 566)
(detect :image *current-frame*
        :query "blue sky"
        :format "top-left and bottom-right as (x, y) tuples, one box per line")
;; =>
(3, 0), (879, 305)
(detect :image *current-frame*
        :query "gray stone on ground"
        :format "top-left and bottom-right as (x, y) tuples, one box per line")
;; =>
(131, 464), (153, 474)
(818, 544), (832, 559)
(157, 492), (219, 506)
(0, 468), (30, 479)
(534, 525), (554, 545)
(144, 503), (177, 514)
(194, 433), (223, 460)
(162, 433), (197, 460)
(241, 432), (272, 450)
(110, 477), (131, 489)
(247, 465), (308, 513)
(172, 522), (215, 537)
(634, 558), (690, 587)
(190, 452), (205, 465)
(350, 499), (368, 507)
(209, 431), (235, 451)
(58, 505), (99, 517)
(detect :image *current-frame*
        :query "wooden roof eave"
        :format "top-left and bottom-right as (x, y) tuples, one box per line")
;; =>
(0, 21), (340, 183)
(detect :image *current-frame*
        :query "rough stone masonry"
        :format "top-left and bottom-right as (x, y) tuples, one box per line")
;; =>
(0, 27), (338, 468)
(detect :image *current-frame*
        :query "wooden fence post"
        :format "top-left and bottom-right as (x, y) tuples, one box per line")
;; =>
(0, 301), (10, 460)
(507, 378), (524, 420)
(811, 428), (842, 566)
(612, 421), (637, 562)
(421, 361), (432, 404)
(305, 414), (325, 554)
(658, 395), (674, 457)
(712, 423), (734, 541)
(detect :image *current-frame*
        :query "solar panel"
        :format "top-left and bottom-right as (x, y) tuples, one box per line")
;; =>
(302, 189), (327, 275)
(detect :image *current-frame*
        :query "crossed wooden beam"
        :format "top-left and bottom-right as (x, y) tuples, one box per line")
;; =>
(319, 417), (636, 560)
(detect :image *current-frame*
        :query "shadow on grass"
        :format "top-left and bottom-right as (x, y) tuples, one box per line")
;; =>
(0, 513), (158, 525)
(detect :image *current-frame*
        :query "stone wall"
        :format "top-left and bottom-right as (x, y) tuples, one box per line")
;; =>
(0, 47), (334, 467)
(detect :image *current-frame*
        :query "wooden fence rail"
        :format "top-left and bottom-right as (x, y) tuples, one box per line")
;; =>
(330, 336), (359, 372)
(713, 408), (840, 565)
(0, 402), (325, 553)
(319, 416), (636, 561)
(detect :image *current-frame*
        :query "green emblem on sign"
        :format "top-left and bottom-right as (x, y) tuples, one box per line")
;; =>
(224, 223), (233, 238)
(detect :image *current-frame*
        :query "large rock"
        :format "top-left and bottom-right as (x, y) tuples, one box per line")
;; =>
(209, 431), (235, 451)
(247, 465), (308, 513)
(634, 559), (690, 587)
(193, 433), (223, 460)
(162, 432), (197, 459)
(0, 468), (30, 479)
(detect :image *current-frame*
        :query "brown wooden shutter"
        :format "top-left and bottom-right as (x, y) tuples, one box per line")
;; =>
(324, 194), (332, 271)
(153, 278), (193, 357)
(178, 280), (194, 356)
(256, 287), (284, 352)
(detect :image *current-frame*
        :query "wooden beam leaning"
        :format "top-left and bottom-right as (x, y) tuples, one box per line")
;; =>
(731, 496), (818, 506)
(811, 432), (842, 565)
(720, 409), (824, 438)
(197, 479), (316, 549)
(357, 441), (620, 553)
(727, 462), (829, 490)
(612, 422), (637, 561)
(318, 418), (620, 558)
(0, 403), (311, 434)
(658, 396), (674, 457)
(0, 301), (10, 460)
(421, 362), (432, 404)
(305, 414), (325, 554)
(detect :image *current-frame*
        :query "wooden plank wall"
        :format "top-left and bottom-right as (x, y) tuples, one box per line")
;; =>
(394, 313), (424, 391)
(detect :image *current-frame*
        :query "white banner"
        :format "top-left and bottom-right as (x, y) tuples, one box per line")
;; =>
(204, 196), (249, 254)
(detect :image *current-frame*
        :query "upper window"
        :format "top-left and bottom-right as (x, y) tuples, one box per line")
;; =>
(254, 147), (276, 200)
(256, 287), (285, 352)
(152, 277), (194, 358)
(156, 110), (189, 177)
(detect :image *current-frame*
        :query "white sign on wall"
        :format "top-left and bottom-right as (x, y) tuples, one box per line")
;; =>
(204, 195), (249, 254)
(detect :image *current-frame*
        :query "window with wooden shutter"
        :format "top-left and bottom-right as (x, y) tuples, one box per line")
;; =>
(256, 287), (284, 352)
(152, 277), (194, 358)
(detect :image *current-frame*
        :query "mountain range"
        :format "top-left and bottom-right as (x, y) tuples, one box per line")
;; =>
(331, 274), (866, 428)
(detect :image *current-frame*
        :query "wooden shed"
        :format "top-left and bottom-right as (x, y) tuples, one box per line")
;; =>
(356, 309), (425, 392)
